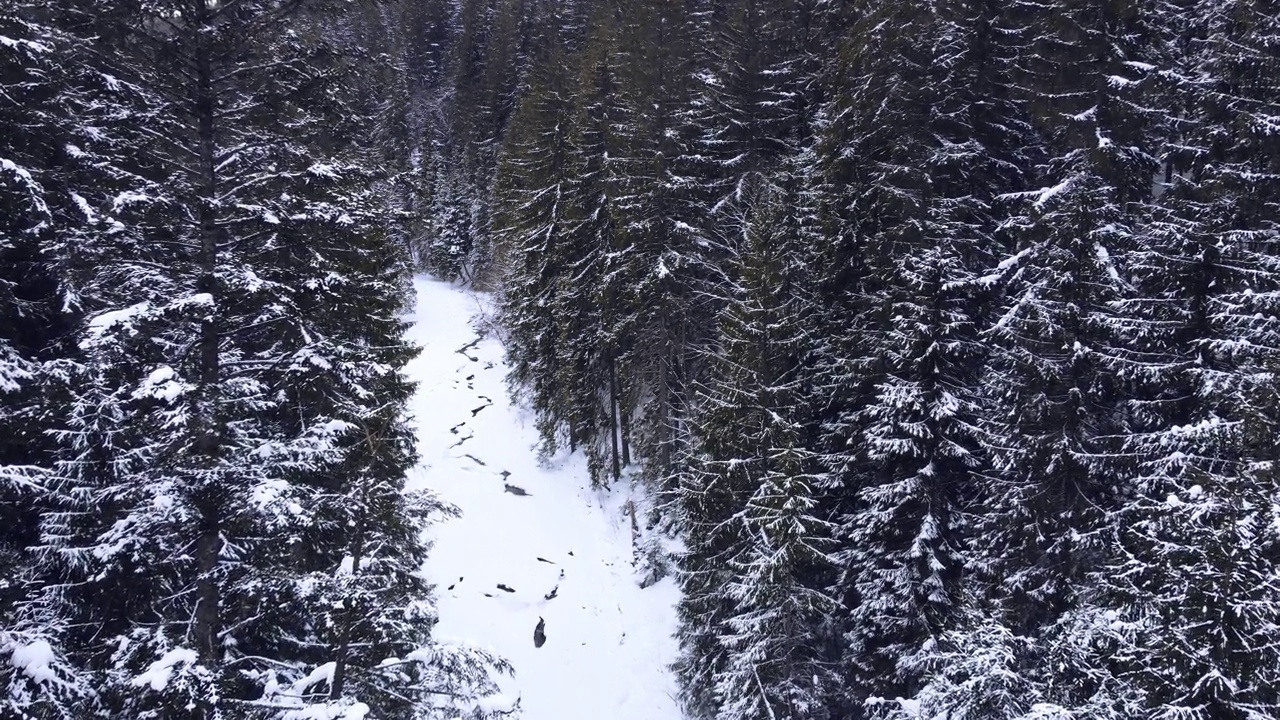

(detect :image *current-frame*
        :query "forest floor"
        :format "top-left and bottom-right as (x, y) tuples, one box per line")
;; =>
(403, 276), (684, 720)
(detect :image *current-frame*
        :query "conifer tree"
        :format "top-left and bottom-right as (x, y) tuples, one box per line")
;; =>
(100, 0), (1280, 716)
(1, 3), (141, 714)
(959, 0), (1160, 714)
(425, 168), (479, 280)
(0, 5), (61, 578)
(556, 7), (628, 482)
(1102, 1), (1280, 716)
(495, 37), (594, 457)
(820, 5), (958, 702)
(687, 0), (817, 197)
(599, 0), (703, 481)
(30, 2), (505, 717)
(497, 5), (650, 484)
(807, 0), (1040, 708)
(675, 177), (837, 720)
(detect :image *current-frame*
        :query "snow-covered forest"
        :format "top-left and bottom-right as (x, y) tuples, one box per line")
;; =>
(3, 0), (1280, 719)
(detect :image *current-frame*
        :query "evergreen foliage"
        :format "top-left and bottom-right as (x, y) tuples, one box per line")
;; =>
(481, 0), (1280, 715)
(8, 0), (1280, 717)
(1, 3), (139, 714)
(1102, 1), (1280, 716)
(2, 1), (505, 718)
(675, 177), (838, 720)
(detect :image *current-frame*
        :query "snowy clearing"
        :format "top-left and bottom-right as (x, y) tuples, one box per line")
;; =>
(403, 276), (683, 720)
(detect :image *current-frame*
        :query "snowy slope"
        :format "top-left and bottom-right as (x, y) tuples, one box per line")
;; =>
(402, 276), (684, 720)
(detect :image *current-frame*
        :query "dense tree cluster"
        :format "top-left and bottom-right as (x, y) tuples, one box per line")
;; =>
(0, 1), (506, 718)
(8, 0), (1279, 717)
(393, 0), (1280, 718)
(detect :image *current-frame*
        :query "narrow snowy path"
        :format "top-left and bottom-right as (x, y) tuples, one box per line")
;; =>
(402, 276), (683, 720)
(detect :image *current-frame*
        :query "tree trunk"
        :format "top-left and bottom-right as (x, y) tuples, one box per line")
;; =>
(619, 374), (632, 468)
(329, 517), (366, 701)
(192, 31), (223, 670)
(608, 352), (621, 481)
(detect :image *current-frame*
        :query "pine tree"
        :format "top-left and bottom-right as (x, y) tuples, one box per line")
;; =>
(675, 177), (838, 720)
(1, 3), (141, 714)
(676, 0), (824, 369)
(807, 0), (1041, 709)
(496, 5), (643, 484)
(822, 5), (960, 703)
(960, 0), (1161, 714)
(555, 8), (628, 482)
(424, 167), (479, 280)
(1101, 1), (1280, 716)
(0, 5), (61, 581)
(431, 0), (569, 286)
(339, 0), (449, 283)
(686, 0), (817, 198)
(714, 446), (838, 720)
(32, 2), (505, 717)
(596, 0), (703, 482)
(494, 39), (590, 457)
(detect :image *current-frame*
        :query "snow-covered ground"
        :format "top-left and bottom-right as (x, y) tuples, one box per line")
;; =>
(403, 276), (684, 720)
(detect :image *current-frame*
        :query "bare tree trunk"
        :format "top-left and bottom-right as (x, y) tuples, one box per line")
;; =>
(608, 352), (621, 481)
(619, 375), (632, 468)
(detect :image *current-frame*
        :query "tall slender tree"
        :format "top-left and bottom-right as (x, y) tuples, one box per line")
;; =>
(675, 177), (838, 720)
(1102, 1), (1280, 716)
(496, 36), (576, 432)
(1, 2), (146, 714)
(956, 0), (1160, 714)
(28, 2), (505, 717)
(809, 0), (1019, 708)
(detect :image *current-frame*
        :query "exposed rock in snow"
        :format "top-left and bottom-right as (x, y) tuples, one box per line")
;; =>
(533, 618), (546, 649)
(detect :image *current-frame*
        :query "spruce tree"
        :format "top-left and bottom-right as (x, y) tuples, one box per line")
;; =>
(675, 177), (837, 720)
(494, 39), (590, 457)
(824, 4), (958, 703)
(557, 7), (628, 482)
(31, 2), (504, 717)
(1103, 0), (1280, 716)
(1, 3), (139, 714)
(961, 0), (1160, 714)
(808, 0), (1037, 709)
(496, 5), (646, 484)
(0, 4), (61, 582)
(599, 0), (702, 482)
(425, 168), (479, 280)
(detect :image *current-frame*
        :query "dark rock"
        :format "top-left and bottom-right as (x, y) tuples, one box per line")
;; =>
(533, 617), (546, 648)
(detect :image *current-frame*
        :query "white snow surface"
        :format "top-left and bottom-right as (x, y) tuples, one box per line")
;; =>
(8, 640), (58, 685)
(131, 647), (196, 691)
(403, 276), (683, 720)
